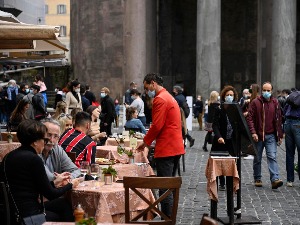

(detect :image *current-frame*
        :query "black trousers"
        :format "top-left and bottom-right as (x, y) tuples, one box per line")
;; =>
(155, 155), (181, 217)
(45, 197), (74, 222)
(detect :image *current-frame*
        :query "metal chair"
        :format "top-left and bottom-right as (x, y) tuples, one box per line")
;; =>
(0, 181), (10, 225)
(123, 176), (182, 225)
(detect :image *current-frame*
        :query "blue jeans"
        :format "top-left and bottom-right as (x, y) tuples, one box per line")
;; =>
(253, 134), (280, 182)
(284, 118), (300, 182)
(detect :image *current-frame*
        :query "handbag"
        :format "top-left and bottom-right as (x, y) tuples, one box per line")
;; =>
(3, 156), (46, 225)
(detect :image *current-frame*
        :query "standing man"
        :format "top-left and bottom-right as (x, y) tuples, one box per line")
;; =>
(193, 95), (204, 130)
(40, 118), (81, 183)
(173, 85), (195, 147)
(84, 84), (96, 105)
(137, 73), (185, 217)
(247, 82), (283, 189)
(125, 81), (137, 104)
(31, 84), (47, 120)
(283, 91), (300, 187)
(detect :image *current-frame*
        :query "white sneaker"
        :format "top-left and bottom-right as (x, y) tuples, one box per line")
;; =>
(243, 155), (254, 160)
(286, 181), (293, 187)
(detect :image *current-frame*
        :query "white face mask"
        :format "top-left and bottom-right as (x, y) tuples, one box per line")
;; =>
(75, 88), (80, 93)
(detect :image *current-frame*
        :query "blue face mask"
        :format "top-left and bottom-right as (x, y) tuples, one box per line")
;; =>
(25, 88), (30, 94)
(225, 96), (233, 103)
(29, 90), (33, 94)
(131, 96), (136, 101)
(100, 93), (106, 98)
(262, 91), (271, 99)
(148, 90), (155, 98)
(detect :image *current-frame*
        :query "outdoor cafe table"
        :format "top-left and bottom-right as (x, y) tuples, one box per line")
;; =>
(0, 141), (21, 162)
(43, 223), (147, 225)
(111, 163), (155, 179)
(70, 181), (155, 223)
(96, 145), (149, 163)
(105, 137), (144, 148)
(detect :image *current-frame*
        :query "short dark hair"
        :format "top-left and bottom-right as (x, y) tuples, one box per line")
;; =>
(19, 83), (27, 90)
(74, 111), (92, 127)
(130, 89), (140, 96)
(70, 80), (80, 88)
(143, 73), (164, 86)
(80, 85), (86, 94)
(17, 119), (47, 146)
(31, 84), (40, 92)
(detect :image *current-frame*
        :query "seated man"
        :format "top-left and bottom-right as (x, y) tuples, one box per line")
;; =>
(59, 111), (96, 167)
(40, 118), (81, 183)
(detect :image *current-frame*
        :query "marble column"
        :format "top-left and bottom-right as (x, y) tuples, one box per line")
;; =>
(196, 0), (221, 100)
(271, 0), (296, 91)
(124, 0), (147, 90)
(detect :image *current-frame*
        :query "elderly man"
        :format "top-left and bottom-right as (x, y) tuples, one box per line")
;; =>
(59, 111), (96, 167)
(40, 118), (81, 184)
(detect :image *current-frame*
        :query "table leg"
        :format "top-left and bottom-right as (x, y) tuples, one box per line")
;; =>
(226, 176), (234, 224)
(210, 199), (218, 219)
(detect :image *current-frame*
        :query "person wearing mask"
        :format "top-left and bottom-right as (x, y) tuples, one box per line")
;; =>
(137, 73), (185, 217)
(23, 85), (35, 119)
(33, 74), (48, 107)
(247, 82), (283, 189)
(193, 95), (204, 130)
(0, 119), (81, 223)
(125, 89), (146, 125)
(16, 83), (29, 104)
(80, 85), (90, 111)
(173, 85), (195, 147)
(40, 118), (81, 181)
(65, 80), (82, 114)
(114, 99), (120, 127)
(125, 81), (137, 104)
(59, 112), (96, 168)
(211, 86), (238, 190)
(6, 79), (18, 120)
(31, 84), (47, 120)
(99, 87), (116, 136)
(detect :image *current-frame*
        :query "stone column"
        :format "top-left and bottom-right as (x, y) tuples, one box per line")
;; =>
(196, 0), (221, 100)
(124, 0), (147, 90)
(271, 0), (296, 91)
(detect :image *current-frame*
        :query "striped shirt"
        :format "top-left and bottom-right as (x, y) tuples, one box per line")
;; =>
(59, 128), (96, 167)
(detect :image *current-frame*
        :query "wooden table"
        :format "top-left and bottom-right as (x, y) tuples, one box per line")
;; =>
(96, 145), (149, 163)
(205, 157), (239, 222)
(70, 181), (155, 223)
(0, 141), (21, 162)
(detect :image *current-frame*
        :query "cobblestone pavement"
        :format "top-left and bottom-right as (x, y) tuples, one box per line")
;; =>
(177, 125), (300, 225)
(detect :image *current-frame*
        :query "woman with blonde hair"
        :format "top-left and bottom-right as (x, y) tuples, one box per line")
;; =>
(52, 101), (67, 120)
(202, 91), (220, 152)
(57, 114), (73, 133)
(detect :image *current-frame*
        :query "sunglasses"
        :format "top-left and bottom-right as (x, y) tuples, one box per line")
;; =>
(58, 113), (72, 120)
(43, 138), (50, 144)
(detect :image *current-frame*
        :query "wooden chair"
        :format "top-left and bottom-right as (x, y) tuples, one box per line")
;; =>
(200, 213), (218, 225)
(123, 176), (182, 225)
(0, 182), (10, 225)
(1, 132), (18, 142)
(66, 151), (76, 163)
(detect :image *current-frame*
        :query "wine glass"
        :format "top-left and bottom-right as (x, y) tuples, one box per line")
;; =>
(90, 164), (100, 180)
(80, 161), (89, 178)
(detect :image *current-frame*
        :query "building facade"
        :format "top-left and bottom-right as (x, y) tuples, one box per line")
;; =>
(71, 0), (300, 100)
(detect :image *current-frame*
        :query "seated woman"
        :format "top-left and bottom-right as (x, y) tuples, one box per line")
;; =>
(57, 113), (73, 133)
(86, 105), (107, 144)
(0, 119), (81, 223)
(52, 101), (67, 120)
(7, 99), (30, 132)
(125, 106), (146, 134)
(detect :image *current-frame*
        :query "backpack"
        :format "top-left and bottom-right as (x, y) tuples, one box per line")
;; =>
(286, 91), (300, 108)
(181, 101), (190, 118)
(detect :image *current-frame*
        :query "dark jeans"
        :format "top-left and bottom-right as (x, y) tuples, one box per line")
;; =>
(45, 197), (74, 222)
(155, 155), (181, 217)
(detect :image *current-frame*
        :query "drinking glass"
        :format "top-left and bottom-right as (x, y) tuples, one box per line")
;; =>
(80, 161), (89, 178)
(90, 164), (100, 180)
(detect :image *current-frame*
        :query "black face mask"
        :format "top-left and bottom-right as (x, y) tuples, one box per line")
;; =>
(249, 89), (252, 94)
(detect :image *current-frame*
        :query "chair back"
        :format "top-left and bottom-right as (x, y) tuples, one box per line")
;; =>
(66, 151), (76, 163)
(200, 213), (218, 225)
(123, 176), (182, 225)
(0, 181), (10, 225)
(124, 126), (142, 133)
(1, 132), (18, 142)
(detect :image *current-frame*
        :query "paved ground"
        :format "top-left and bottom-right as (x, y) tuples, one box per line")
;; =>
(176, 123), (300, 225)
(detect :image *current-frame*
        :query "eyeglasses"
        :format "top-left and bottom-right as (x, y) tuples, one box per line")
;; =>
(58, 113), (72, 119)
(43, 138), (50, 144)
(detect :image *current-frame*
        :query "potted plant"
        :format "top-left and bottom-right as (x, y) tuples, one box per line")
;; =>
(124, 149), (135, 164)
(7, 132), (13, 143)
(102, 165), (117, 185)
(119, 137), (125, 147)
(76, 217), (96, 225)
(129, 130), (135, 138)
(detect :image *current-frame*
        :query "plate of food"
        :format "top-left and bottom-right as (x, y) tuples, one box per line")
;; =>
(95, 158), (112, 165)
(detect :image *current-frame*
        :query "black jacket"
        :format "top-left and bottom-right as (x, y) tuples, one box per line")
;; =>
(32, 93), (46, 117)
(100, 95), (116, 124)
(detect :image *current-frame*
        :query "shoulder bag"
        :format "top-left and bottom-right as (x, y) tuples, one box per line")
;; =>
(3, 156), (46, 225)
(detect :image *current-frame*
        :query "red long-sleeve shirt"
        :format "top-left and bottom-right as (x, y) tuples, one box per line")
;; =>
(143, 88), (185, 158)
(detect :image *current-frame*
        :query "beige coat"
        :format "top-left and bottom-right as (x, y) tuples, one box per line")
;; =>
(65, 92), (82, 113)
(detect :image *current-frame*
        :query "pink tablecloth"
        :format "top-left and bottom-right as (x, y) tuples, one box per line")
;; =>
(205, 157), (239, 202)
(96, 145), (149, 163)
(43, 223), (147, 225)
(0, 141), (21, 162)
(105, 137), (144, 148)
(111, 163), (155, 179)
(71, 181), (155, 223)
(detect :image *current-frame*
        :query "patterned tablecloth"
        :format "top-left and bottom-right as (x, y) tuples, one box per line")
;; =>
(43, 223), (147, 225)
(205, 157), (239, 202)
(0, 141), (21, 162)
(96, 145), (149, 163)
(70, 181), (155, 223)
(105, 137), (144, 148)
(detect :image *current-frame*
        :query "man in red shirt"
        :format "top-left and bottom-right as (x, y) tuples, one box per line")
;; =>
(137, 73), (185, 217)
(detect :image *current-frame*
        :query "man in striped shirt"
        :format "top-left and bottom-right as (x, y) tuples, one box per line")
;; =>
(59, 111), (96, 168)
